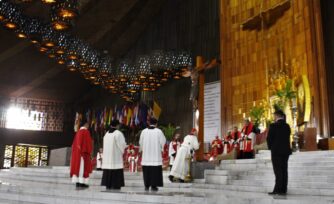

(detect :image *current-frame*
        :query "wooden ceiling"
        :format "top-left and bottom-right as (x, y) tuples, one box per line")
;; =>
(0, 0), (165, 102)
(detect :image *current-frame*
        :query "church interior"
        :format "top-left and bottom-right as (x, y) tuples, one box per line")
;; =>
(0, 0), (334, 203)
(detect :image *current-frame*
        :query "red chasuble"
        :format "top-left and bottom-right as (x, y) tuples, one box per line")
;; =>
(211, 137), (223, 157)
(70, 127), (93, 178)
(241, 122), (254, 136)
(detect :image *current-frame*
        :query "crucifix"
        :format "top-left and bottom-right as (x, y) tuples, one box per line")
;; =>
(183, 56), (220, 161)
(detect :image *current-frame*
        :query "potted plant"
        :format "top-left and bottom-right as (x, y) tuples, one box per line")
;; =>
(160, 124), (176, 141)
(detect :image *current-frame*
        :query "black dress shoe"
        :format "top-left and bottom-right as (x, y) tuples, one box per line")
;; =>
(268, 192), (279, 195)
(80, 183), (89, 188)
(168, 175), (174, 182)
(151, 187), (158, 191)
(277, 192), (287, 196)
(76, 183), (80, 188)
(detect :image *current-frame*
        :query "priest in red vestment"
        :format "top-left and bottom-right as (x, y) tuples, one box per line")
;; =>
(70, 118), (93, 188)
(209, 136), (223, 160)
(240, 119), (254, 158)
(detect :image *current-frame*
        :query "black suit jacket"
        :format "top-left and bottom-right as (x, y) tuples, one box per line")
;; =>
(267, 119), (292, 156)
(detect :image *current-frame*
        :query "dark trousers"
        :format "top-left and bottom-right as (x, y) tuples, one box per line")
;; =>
(142, 166), (163, 188)
(271, 155), (289, 193)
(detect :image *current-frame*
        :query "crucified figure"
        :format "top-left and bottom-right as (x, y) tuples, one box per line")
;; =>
(182, 58), (220, 111)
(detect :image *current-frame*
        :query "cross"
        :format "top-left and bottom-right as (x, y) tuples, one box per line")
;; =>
(183, 56), (220, 161)
(241, 0), (291, 31)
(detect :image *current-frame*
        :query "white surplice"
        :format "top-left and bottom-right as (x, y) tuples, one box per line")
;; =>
(96, 152), (103, 169)
(169, 135), (199, 180)
(139, 127), (166, 166)
(102, 129), (127, 169)
(168, 141), (181, 165)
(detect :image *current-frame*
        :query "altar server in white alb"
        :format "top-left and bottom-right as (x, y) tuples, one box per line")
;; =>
(168, 133), (181, 170)
(101, 120), (127, 190)
(96, 148), (103, 170)
(139, 118), (166, 192)
(169, 128), (199, 182)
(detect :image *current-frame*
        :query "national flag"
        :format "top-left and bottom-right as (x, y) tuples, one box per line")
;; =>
(153, 101), (162, 119)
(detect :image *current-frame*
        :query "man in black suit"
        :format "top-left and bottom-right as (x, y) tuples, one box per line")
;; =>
(267, 110), (291, 195)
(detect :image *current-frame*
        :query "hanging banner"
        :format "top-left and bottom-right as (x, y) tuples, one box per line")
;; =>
(204, 81), (221, 143)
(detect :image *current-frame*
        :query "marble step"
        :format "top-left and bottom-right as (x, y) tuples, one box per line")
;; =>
(205, 170), (334, 183)
(0, 185), (206, 204)
(0, 173), (190, 189)
(1, 170), (143, 180)
(219, 164), (334, 171)
(230, 179), (334, 189)
(257, 150), (334, 155)
(1, 179), (334, 204)
(221, 157), (334, 164)
(221, 158), (334, 166)
(0, 178), (193, 194)
(235, 169), (334, 177)
(205, 175), (334, 186)
(192, 182), (334, 196)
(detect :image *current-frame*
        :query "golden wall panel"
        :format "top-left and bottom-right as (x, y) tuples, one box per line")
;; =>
(220, 0), (328, 135)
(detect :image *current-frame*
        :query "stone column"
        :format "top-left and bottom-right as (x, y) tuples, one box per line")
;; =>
(0, 144), (5, 169)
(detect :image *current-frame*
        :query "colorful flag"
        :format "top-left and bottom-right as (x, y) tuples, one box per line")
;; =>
(127, 106), (133, 126)
(107, 108), (113, 125)
(153, 101), (162, 119)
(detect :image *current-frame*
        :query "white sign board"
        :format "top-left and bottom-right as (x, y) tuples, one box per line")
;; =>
(204, 81), (221, 143)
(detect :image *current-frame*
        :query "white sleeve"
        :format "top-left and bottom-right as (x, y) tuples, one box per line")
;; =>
(139, 130), (144, 152)
(159, 130), (166, 150)
(116, 132), (127, 154)
(192, 137), (200, 150)
(168, 142), (175, 157)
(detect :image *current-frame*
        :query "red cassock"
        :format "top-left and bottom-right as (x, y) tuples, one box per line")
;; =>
(241, 122), (254, 136)
(70, 128), (93, 179)
(243, 138), (253, 153)
(211, 138), (223, 157)
(230, 131), (241, 150)
(126, 145), (139, 172)
(223, 136), (232, 153)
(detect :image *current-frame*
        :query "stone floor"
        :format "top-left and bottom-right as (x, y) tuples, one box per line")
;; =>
(0, 150), (334, 204)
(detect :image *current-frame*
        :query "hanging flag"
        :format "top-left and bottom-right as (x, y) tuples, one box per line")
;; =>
(134, 104), (140, 126)
(91, 110), (96, 128)
(107, 108), (113, 125)
(123, 106), (128, 125)
(153, 101), (162, 119)
(103, 107), (108, 127)
(100, 108), (105, 128)
(127, 106), (133, 126)
(86, 109), (91, 125)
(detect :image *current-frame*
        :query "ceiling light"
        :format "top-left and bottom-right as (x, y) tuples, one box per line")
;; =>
(5, 22), (16, 29)
(17, 33), (27, 38)
(41, 0), (57, 4)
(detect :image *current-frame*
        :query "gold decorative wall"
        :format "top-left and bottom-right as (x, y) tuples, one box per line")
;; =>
(220, 0), (329, 136)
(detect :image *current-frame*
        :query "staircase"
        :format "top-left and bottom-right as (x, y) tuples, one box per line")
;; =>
(200, 150), (334, 196)
(0, 150), (333, 204)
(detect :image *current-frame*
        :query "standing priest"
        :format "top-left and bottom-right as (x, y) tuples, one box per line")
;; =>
(267, 110), (291, 195)
(70, 118), (93, 189)
(139, 118), (166, 192)
(101, 120), (127, 190)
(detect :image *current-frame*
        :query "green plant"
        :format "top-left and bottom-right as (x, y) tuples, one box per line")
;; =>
(275, 79), (296, 109)
(160, 124), (176, 141)
(250, 105), (265, 127)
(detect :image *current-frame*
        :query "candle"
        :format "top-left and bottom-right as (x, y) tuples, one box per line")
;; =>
(243, 113), (246, 118)
(238, 108), (242, 114)
(253, 101), (256, 107)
